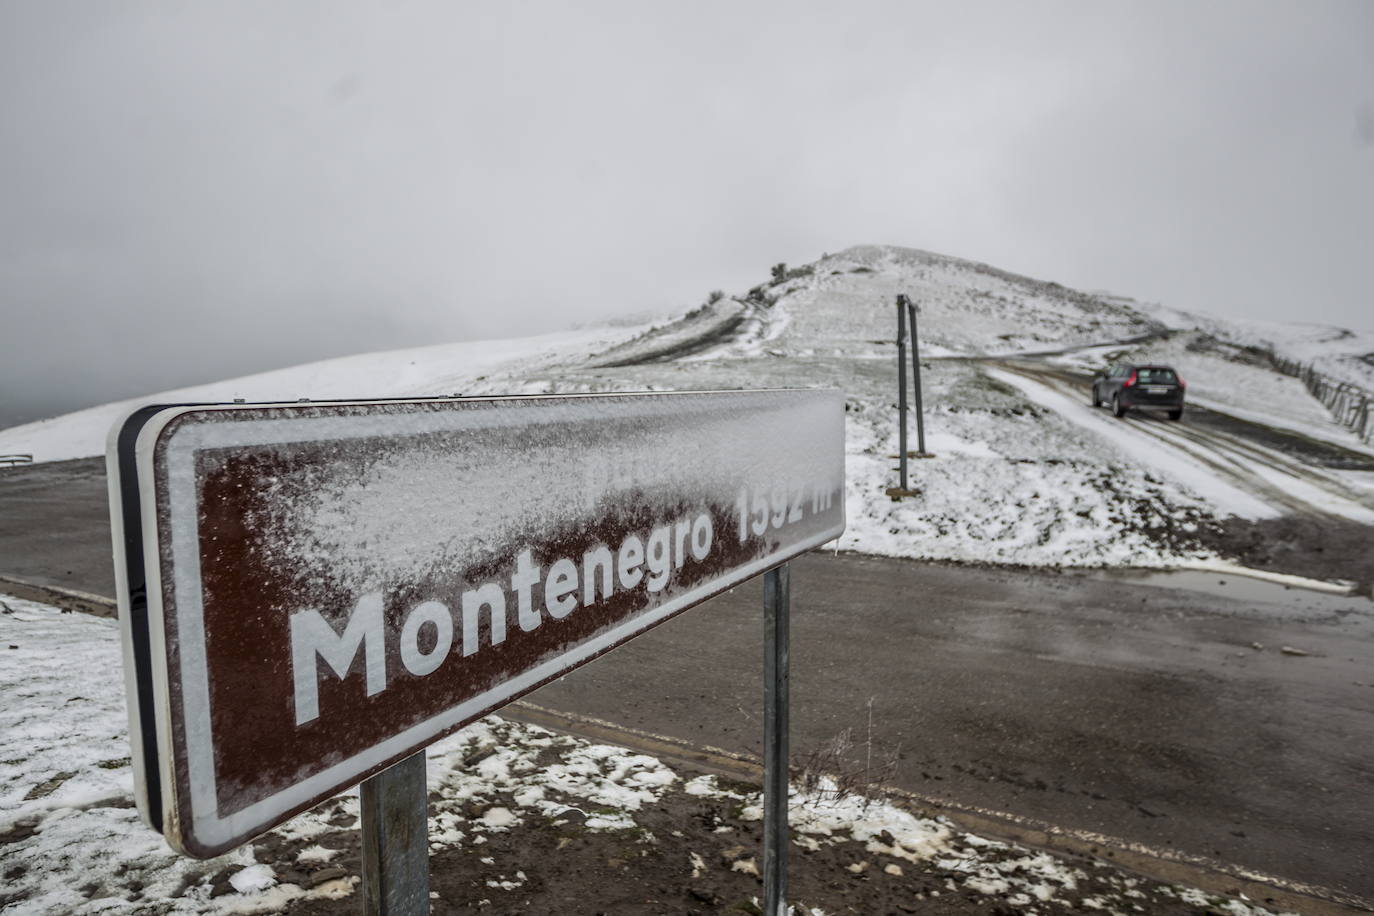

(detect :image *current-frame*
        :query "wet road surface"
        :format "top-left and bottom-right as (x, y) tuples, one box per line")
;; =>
(0, 457), (114, 594)
(2, 458), (1372, 903)
(531, 553), (1374, 904)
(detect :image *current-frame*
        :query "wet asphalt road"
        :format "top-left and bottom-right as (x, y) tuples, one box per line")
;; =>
(532, 555), (1374, 904)
(2, 458), (1372, 902)
(0, 457), (114, 594)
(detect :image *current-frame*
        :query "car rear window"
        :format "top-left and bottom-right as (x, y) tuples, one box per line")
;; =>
(1137, 368), (1177, 384)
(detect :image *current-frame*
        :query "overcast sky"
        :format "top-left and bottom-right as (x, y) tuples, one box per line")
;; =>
(2, 1), (1371, 428)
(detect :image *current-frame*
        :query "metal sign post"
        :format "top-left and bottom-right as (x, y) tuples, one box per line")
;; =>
(762, 563), (790, 916)
(360, 751), (430, 916)
(902, 295), (927, 456)
(896, 299), (910, 490)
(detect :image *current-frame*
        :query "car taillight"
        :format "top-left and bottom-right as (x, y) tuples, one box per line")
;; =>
(1177, 375), (1186, 389)
(1123, 371), (1137, 388)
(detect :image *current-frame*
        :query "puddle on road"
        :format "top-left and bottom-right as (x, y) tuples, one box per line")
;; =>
(1090, 568), (1372, 612)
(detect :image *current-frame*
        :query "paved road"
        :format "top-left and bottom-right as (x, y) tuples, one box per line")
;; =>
(532, 555), (1374, 905)
(0, 457), (114, 594)
(3, 458), (1372, 903)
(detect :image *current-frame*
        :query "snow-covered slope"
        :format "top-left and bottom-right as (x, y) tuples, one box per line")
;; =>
(1044, 330), (1374, 454)
(1137, 302), (1374, 391)
(457, 246), (1373, 567)
(3, 244), (1369, 570)
(588, 246), (1164, 368)
(0, 326), (644, 464)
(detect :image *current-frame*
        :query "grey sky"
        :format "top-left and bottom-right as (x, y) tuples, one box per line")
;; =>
(2, 1), (1371, 428)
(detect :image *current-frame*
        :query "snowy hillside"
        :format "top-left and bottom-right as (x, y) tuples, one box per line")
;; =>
(4, 244), (1371, 573)
(1044, 330), (1374, 453)
(1137, 301), (1374, 391)
(457, 246), (1374, 570)
(0, 326), (644, 465)
(591, 245), (1164, 368)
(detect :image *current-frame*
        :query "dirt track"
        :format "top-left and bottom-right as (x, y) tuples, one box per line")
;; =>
(998, 359), (1374, 474)
(991, 359), (1374, 593)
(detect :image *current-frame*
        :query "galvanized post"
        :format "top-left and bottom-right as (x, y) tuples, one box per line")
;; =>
(763, 564), (791, 916)
(896, 298), (909, 490)
(905, 296), (926, 456)
(360, 751), (430, 916)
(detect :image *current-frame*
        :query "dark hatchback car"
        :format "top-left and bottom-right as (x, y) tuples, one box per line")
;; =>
(1092, 363), (1186, 420)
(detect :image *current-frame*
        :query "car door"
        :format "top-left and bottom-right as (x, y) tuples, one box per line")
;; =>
(1100, 364), (1123, 400)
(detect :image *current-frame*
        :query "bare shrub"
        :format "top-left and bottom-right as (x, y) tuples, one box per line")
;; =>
(795, 698), (900, 808)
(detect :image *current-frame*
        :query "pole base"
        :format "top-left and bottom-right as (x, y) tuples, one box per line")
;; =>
(884, 486), (921, 501)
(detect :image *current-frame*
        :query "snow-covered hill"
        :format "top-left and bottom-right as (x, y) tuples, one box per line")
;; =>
(1136, 301), (1374, 392)
(591, 245), (1165, 368)
(4, 245), (1371, 572)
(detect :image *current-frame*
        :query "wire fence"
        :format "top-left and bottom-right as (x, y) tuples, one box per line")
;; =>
(1268, 355), (1374, 445)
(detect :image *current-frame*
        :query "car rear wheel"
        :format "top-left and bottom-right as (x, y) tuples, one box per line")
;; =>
(1112, 394), (1126, 418)
(1168, 408), (1183, 421)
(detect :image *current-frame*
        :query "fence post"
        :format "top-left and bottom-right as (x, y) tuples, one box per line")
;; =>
(1286, 361), (1374, 444)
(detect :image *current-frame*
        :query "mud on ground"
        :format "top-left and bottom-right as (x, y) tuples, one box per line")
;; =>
(1186, 514), (1374, 596)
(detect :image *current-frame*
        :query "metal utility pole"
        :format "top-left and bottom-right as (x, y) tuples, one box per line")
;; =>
(896, 299), (909, 490)
(902, 295), (926, 456)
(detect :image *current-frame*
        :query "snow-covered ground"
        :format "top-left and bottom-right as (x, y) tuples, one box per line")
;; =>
(987, 367), (1278, 520)
(0, 594), (1296, 915)
(1044, 329), (1374, 456)
(2, 244), (1370, 571)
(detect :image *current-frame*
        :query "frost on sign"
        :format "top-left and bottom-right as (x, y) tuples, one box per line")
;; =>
(108, 389), (845, 857)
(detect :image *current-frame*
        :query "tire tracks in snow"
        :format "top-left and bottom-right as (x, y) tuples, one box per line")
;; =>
(1132, 409), (1374, 520)
(988, 359), (1374, 525)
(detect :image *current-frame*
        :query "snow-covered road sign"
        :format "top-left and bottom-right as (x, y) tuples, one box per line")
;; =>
(107, 390), (845, 857)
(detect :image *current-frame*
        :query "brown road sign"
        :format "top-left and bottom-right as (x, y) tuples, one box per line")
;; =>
(108, 389), (845, 857)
